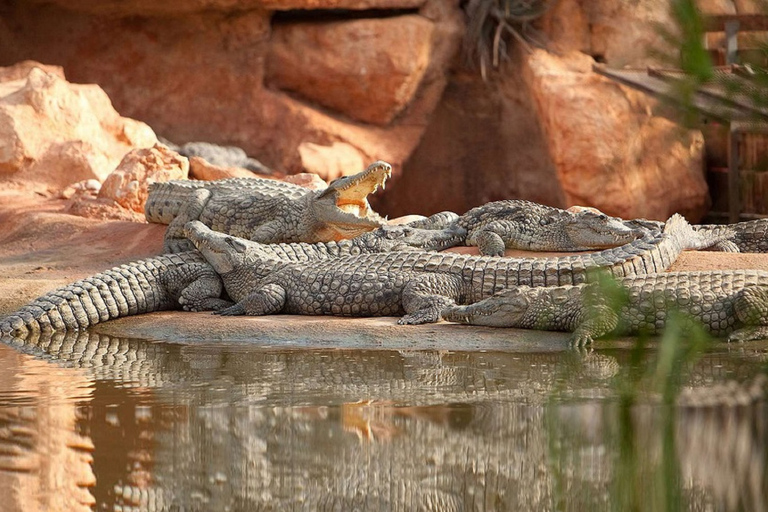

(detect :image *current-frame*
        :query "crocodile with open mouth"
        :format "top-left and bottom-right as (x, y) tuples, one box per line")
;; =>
(145, 160), (393, 252)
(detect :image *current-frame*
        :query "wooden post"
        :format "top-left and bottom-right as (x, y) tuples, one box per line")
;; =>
(725, 20), (739, 65)
(729, 125), (741, 223)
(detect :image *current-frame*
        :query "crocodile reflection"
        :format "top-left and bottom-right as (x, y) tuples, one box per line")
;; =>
(0, 331), (766, 511)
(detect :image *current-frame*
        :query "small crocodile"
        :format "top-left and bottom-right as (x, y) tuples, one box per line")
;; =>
(455, 200), (645, 256)
(185, 214), (717, 325)
(442, 270), (768, 346)
(0, 224), (467, 338)
(145, 161), (392, 252)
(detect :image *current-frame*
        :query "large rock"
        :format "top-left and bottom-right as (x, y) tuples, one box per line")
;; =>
(0, 63), (156, 190)
(0, 2), (462, 186)
(540, 0), (677, 67)
(297, 141), (366, 181)
(523, 50), (709, 221)
(375, 55), (566, 218)
(98, 143), (189, 213)
(267, 15), (435, 126)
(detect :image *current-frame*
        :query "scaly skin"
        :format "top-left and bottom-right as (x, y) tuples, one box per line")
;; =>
(0, 252), (231, 339)
(185, 214), (717, 325)
(443, 270), (768, 346)
(146, 161), (392, 252)
(607, 216), (768, 254)
(457, 200), (645, 256)
(0, 224), (467, 337)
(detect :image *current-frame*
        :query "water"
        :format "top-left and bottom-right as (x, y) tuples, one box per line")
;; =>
(0, 331), (766, 511)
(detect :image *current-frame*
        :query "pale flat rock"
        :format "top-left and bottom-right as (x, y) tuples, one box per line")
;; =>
(282, 172), (329, 191)
(189, 156), (271, 181)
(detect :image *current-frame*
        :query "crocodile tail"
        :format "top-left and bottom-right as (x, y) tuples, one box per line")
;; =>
(0, 255), (186, 340)
(145, 181), (206, 223)
(661, 213), (713, 251)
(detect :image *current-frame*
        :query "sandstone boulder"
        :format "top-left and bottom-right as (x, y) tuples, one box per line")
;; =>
(297, 141), (366, 181)
(267, 15), (435, 126)
(541, 0), (678, 68)
(97, 144), (189, 213)
(0, 63), (156, 191)
(523, 50), (709, 222)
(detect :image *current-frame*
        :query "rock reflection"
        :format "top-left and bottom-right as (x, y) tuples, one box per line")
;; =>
(0, 344), (96, 512)
(0, 331), (765, 510)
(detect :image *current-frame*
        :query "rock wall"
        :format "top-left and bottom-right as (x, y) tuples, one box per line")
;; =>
(0, 0), (724, 220)
(0, 0), (462, 183)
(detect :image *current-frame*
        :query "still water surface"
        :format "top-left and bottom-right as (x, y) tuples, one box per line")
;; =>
(0, 331), (766, 511)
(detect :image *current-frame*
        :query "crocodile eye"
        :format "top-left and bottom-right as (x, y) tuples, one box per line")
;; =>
(225, 237), (246, 252)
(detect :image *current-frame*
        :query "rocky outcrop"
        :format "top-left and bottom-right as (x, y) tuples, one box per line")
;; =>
(523, 50), (709, 221)
(267, 15), (434, 126)
(0, 1), (462, 182)
(0, 63), (156, 191)
(0, 0), (727, 219)
(540, 0), (676, 68)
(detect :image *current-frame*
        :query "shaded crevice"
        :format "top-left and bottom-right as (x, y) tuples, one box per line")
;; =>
(271, 7), (420, 24)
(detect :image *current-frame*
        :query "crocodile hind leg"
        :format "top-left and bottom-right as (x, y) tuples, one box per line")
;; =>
(727, 286), (768, 342)
(570, 306), (620, 347)
(398, 274), (465, 325)
(473, 229), (507, 257)
(215, 284), (286, 316)
(162, 262), (233, 312)
(164, 189), (212, 253)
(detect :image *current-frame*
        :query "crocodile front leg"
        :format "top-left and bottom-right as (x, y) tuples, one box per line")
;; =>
(216, 284), (286, 316)
(398, 274), (465, 325)
(727, 286), (768, 342)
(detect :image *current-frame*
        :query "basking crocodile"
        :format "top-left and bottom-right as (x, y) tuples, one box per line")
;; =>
(0, 224), (466, 338)
(455, 200), (646, 256)
(443, 270), (768, 346)
(185, 214), (718, 325)
(146, 160), (392, 251)
(578, 209), (767, 253)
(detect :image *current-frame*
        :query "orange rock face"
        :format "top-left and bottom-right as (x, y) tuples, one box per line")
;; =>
(267, 15), (434, 125)
(0, 63), (156, 191)
(297, 141), (366, 181)
(523, 50), (709, 221)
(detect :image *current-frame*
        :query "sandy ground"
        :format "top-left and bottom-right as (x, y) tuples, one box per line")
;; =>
(2, 189), (768, 350)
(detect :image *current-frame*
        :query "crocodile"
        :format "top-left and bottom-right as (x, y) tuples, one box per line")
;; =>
(145, 160), (392, 252)
(572, 209), (768, 253)
(0, 224), (467, 338)
(442, 270), (768, 346)
(185, 214), (719, 325)
(454, 200), (646, 256)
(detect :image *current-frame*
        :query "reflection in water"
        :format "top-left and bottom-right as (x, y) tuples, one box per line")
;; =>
(0, 331), (765, 510)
